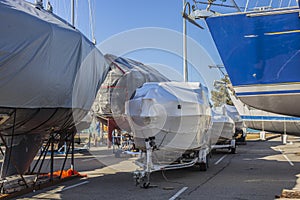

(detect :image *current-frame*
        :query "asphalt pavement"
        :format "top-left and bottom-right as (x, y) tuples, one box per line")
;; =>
(18, 136), (300, 200)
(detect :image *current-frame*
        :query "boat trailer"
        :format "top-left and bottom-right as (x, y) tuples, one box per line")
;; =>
(133, 137), (209, 188)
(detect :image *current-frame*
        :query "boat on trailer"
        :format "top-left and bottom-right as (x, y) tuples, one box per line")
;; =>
(189, 0), (300, 116)
(208, 106), (236, 153)
(0, 0), (107, 178)
(125, 82), (211, 187)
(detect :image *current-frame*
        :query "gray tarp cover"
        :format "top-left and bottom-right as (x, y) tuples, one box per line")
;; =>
(92, 54), (170, 116)
(0, 0), (108, 109)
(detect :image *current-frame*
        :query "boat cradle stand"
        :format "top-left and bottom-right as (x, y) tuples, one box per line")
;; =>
(133, 137), (209, 188)
(0, 127), (79, 198)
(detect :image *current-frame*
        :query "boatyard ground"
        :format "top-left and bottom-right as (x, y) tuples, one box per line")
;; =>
(17, 136), (300, 200)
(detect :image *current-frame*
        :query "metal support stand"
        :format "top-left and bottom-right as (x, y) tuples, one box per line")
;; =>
(71, 132), (75, 174)
(282, 120), (287, 144)
(133, 138), (155, 189)
(0, 145), (4, 157)
(230, 138), (236, 154)
(31, 139), (51, 174)
(198, 147), (208, 171)
(145, 140), (153, 176)
(242, 127), (247, 139)
(0, 133), (29, 189)
(50, 134), (54, 181)
(282, 134), (288, 144)
(0, 110), (29, 188)
(260, 131), (266, 141)
(59, 134), (72, 179)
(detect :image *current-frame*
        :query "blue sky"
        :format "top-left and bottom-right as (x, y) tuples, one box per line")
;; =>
(28, 0), (225, 89)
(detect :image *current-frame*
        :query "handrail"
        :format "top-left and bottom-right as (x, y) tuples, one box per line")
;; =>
(244, 0), (298, 12)
(194, 0), (298, 13)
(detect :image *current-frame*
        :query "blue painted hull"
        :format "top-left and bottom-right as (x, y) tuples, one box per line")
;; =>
(206, 8), (300, 116)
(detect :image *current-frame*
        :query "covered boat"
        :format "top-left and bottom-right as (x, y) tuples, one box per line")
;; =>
(208, 106), (235, 146)
(224, 105), (244, 131)
(126, 82), (211, 158)
(92, 54), (170, 140)
(127, 82), (212, 186)
(0, 0), (108, 177)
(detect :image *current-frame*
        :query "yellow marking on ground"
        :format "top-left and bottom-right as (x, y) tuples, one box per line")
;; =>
(246, 133), (279, 140)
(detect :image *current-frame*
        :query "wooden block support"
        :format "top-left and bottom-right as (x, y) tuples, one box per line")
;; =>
(281, 189), (300, 198)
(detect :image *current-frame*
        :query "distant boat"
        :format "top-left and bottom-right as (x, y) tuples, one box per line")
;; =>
(192, 0), (300, 116)
(126, 82), (211, 160)
(91, 54), (170, 144)
(0, 0), (107, 177)
(208, 106), (236, 146)
(228, 89), (300, 136)
(92, 54), (170, 118)
(224, 104), (244, 132)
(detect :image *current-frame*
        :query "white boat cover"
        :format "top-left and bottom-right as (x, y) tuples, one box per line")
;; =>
(209, 106), (235, 144)
(126, 82), (212, 151)
(0, 0), (108, 109)
(92, 54), (170, 116)
(224, 104), (244, 130)
(127, 82), (211, 118)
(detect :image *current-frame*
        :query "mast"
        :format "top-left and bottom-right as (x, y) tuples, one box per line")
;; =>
(183, 0), (188, 82)
(71, 0), (75, 26)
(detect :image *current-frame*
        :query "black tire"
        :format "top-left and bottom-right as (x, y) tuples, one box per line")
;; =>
(199, 162), (207, 171)
(230, 147), (236, 154)
(142, 182), (150, 189)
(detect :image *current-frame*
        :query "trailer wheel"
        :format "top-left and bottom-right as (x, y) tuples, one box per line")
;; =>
(199, 162), (207, 171)
(199, 155), (209, 171)
(230, 147), (236, 154)
(142, 182), (150, 189)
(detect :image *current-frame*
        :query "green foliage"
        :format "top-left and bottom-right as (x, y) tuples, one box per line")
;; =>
(211, 75), (233, 107)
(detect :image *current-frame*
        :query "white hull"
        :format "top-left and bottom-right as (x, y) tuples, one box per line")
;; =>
(234, 84), (300, 117)
(228, 89), (300, 136)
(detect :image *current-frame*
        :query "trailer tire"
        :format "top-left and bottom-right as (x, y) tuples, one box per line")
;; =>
(230, 147), (236, 154)
(142, 182), (150, 189)
(199, 162), (207, 171)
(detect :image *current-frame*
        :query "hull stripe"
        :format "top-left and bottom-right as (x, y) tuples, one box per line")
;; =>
(237, 90), (300, 96)
(241, 115), (300, 121)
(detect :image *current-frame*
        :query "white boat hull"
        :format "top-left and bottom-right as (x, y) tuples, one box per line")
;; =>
(229, 89), (300, 136)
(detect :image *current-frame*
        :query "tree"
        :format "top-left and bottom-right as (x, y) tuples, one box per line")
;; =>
(211, 75), (233, 107)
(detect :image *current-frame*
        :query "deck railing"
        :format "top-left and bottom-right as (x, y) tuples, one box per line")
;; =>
(193, 0), (299, 13)
(244, 0), (298, 12)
